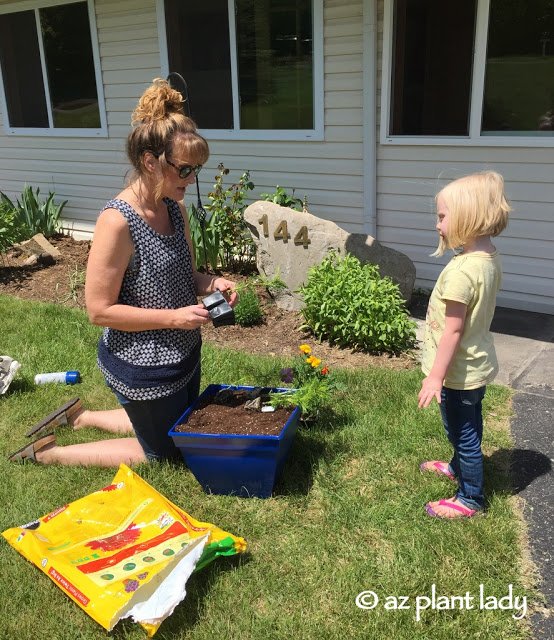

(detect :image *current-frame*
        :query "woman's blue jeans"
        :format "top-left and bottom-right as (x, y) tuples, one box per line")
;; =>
(440, 385), (486, 511)
(112, 367), (201, 462)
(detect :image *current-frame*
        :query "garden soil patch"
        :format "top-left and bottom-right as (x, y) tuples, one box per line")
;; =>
(0, 234), (424, 372)
(173, 389), (295, 436)
(0, 234), (90, 308)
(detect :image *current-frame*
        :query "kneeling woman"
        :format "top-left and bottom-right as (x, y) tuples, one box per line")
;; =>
(9, 79), (237, 467)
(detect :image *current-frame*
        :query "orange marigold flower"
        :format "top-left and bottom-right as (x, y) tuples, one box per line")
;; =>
(310, 357), (321, 368)
(299, 344), (311, 354)
(321, 366), (329, 375)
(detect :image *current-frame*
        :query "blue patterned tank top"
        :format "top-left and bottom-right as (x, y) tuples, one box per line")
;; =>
(97, 197), (201, 400)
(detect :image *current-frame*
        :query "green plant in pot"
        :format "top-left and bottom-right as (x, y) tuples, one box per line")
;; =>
(269, 345), (344, 421)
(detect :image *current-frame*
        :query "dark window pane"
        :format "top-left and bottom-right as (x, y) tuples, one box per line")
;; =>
(40, 2), (100, 128)
(0, 10), (49, 128)
(165, 0), (233, 129)
(390, 0), (476, 135)
(236, 0), (313, 129)
(482, 0), (554, 134)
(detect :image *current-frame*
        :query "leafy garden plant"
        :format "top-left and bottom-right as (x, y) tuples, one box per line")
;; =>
(186, 203), (220, 272)
(1, 186), (66, 239)
(207, 164), (256, 271)
(233, 287), (264, 327)
(228, 272), (287, 327)
(298, 251), (417, 354)
(0, 201), (26, 260)
(269, 345), (343, 419)
(260, 185), (304, 211)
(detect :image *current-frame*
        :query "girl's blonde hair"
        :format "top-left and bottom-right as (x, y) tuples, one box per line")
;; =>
(126, 78), (209, 201)
(433, 171), (511, 256)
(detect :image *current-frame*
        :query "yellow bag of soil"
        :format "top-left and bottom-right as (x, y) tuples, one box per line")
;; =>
(2, 464), (245, 636)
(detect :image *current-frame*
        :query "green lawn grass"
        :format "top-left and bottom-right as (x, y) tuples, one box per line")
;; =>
(0, 294), (535, 639)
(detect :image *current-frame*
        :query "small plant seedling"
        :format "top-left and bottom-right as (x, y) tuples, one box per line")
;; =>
(224, 270), (287, 297)
(253, 270), (287, 295)
(56, 265), (86, 304)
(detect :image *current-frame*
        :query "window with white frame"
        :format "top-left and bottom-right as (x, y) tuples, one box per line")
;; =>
(161, 0), (322, 139)
(385, 0), (554, 141)
(0, 0), (106, 136)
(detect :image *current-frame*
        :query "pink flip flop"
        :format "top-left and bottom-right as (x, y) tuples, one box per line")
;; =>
(420, 461), (457, 481)
(425, 500), (484, 519)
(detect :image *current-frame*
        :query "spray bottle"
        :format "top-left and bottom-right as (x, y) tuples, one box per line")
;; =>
(34, 371), (81, 385)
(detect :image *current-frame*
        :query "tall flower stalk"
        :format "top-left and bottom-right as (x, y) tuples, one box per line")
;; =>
(206, 164), (255, 271)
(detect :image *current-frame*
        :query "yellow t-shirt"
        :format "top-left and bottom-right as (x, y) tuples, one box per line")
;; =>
(421, 251), (502, 390)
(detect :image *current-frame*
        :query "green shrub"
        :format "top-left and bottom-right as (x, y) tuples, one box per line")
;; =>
(0, 201), (26, 259)
(1, 186), (67, 239)
(234, 287), (263, 327)
(259, 185), (304, 211)
(298, 251), (417, 354)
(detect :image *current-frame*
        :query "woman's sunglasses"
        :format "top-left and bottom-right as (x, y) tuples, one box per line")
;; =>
(165, 159), (203, 180)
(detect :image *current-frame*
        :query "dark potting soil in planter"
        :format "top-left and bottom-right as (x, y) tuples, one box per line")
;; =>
(174, 389), (295, 436)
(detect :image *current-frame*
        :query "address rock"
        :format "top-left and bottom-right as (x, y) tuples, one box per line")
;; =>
(244, 201), (416, 311)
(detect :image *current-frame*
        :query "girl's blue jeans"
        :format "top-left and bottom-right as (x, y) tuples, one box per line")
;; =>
(112, 367), (201, 462)
(440, 385), (486, 511)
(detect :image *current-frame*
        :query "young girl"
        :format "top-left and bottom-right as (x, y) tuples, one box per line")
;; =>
(418, 171), (511, 519)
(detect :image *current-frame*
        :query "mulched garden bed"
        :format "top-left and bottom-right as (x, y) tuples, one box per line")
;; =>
(0, 234), (426, 372)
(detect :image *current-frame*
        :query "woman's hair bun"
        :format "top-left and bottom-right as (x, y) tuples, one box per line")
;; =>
(131, 77), (187, 125)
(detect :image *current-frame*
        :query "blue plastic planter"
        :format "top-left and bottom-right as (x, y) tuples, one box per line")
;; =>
(169, 384), (301, 498)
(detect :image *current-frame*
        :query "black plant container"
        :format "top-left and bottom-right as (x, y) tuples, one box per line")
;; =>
(202, 290), (235, 327)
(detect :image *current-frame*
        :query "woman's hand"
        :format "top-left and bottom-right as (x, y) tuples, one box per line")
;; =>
(212, 277), (239, 308)
(192, 272), (239, 307)
(173, 304), (211, 330)
(418, 375), (443, 408)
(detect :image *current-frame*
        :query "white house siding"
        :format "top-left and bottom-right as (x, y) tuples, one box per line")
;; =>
(0, 0), (368, 238)
(2, 0), (550, 314)
(374, 0), (554, 315)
